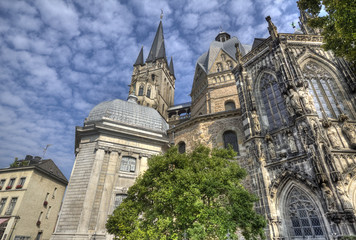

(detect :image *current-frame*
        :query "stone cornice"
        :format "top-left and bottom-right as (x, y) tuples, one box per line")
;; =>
(168, 109), (241, 133)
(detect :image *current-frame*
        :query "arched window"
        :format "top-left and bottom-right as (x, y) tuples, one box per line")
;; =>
(303, 62), (352, 119)
(146, 87), (151, 98)
(223, 131), (238, 152)
(286, 188), (325, 238)
(260, 73), (288, 130)
(120, 156), (136, 172)
(151, 74), (155, 81)
(225, 101), (236, 111)
(178, 142), (186, 154)
(138, 85), (144, 96)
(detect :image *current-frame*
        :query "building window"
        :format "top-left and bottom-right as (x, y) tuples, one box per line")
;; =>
(0, 179), (5, 190)
(0, 198), (7, 214)
(114, 194), (127, 208)
(6, 178), (15, 190)
(178, 142), (186, 154)
(227, 61), (233, 69)
(162, 104), (165, 112)
(5, 197), (17, 215)
(35, 232), (42, 240)
(120, 156), (136, 172)
(152, 74), (155, 81)
(147, 87), (151, 98)
(138, 85), (144, 96)
(217, 63), (223, 72)
(16, 177), (26, 189)
(223, 131), (238, 152)
(52, 187), (57, 199)
(14, 236), (31, 240)
(225, 101), (236, 111)
(45, 206), (52, 219)
(260, 73), (288, 130)
(303, 62), (352, 119)
(287, 188), (325, 238)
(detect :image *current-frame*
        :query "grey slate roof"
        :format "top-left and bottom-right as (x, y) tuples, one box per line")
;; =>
(196, 36), (246, 73)
(146, 21), (166, 63)
(252, 38), (266, 49)
(3, 156), (68, 184)
(134, 46), (144, 66)
(86, 99), (169, 133)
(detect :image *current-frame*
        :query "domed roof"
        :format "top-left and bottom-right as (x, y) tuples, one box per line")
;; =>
(85, 99), (168, 133)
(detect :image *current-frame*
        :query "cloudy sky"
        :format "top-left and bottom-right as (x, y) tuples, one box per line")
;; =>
(0, 0), (301, 179)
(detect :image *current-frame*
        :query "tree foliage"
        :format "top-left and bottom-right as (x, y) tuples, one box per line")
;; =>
(298, 0), (356, 68)
(106, 145), (266, 240)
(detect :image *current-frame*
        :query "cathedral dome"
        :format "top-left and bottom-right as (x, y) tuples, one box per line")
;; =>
(85, 99), (168, 133)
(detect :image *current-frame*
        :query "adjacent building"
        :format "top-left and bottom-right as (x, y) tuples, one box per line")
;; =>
(0, 155), (67, 240)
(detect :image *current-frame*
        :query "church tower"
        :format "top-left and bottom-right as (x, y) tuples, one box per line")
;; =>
(129, 20), (175, 121)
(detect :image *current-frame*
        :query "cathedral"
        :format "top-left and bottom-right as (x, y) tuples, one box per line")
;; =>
(51, 5), (356, 240)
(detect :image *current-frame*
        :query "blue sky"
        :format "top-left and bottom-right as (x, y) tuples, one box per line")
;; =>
(0, 0), (301, 179)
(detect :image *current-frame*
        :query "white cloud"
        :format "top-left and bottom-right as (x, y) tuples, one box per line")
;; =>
(0, 0), (302, 179)
(35, 0), (79, 38)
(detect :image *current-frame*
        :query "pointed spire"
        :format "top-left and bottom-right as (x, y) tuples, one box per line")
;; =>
(169, 57), (175, 76)
(265, 16), (278, 40)
(146, 21), (167, 63)
(134, 46), (144, 66)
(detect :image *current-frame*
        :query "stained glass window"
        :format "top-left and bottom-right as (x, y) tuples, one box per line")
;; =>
(303, 62), (352, 119)
(287, 188), (324, 238)
(223, 131), (238, 153)
(178, 142), (186, 154)
(260, 73), (288, 129)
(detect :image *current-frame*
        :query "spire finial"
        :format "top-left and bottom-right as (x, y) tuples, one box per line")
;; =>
(219, 26), (223, 32)
(160, 9), (163, 20)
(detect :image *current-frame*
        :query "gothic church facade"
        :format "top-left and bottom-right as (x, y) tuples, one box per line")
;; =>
(52, 5), (356, 240)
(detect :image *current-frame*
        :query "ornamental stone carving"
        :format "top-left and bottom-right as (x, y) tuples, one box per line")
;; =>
(297, 86), (316, 114)
(336, 182), (353, 210)
(321, 183), (336, 211)
(289, 88), (303, 116)
(327, 126), (342, 149)
(251, 110), (261, 134)
(342, 122), (356, 149)
(287, 132), (298, 153)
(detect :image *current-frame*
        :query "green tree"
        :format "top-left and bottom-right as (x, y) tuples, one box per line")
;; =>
(106, 145), (266, 240)
(297, 0), (356, 68)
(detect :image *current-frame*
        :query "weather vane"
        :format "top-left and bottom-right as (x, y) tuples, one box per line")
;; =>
(160, 9), (163, 20)
(42, 144), (52, 159)
(219, 26), (223, 32)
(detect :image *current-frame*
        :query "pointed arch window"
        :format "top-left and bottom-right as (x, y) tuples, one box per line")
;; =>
(286, 188), (325, 238)
(178, 142), (186, 154)
(138, 85), (144, 96)
(303, 62), (352, 119)
(223, 130), (238, 153)
(260, 73), (288, 130)
(146, 87), (151, 98)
